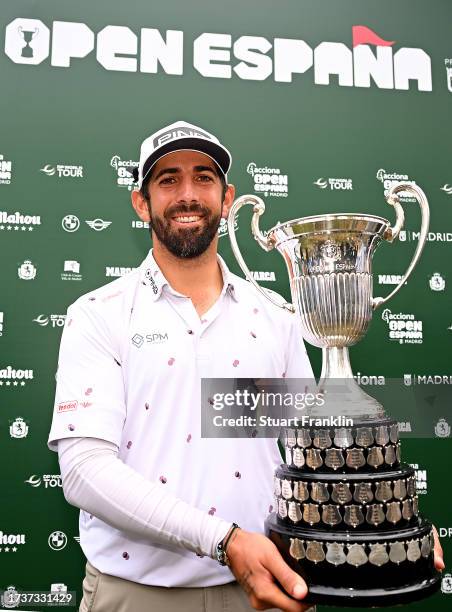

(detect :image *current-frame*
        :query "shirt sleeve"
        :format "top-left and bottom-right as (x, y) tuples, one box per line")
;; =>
(284, 313), (315, 379)
(47, 300), (126, 452)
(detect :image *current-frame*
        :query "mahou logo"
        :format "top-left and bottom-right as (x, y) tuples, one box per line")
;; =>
(4, 19), (433, 92)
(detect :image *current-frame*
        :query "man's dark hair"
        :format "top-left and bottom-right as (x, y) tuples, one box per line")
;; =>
(140, 163), (227, 203)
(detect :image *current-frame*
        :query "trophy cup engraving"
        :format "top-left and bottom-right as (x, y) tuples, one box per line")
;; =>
(228, 183), (440, 606)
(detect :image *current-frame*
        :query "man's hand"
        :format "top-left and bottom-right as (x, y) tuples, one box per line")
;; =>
(226, 529), (311, 611)
(432, 526), (445, 571)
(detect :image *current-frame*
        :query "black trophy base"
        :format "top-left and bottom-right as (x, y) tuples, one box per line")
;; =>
(265, 514), (441, 608)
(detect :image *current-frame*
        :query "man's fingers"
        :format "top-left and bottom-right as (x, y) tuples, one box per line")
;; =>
(263, 548), (308, 600)
(432, 526), (445, 570)
(252, 580), (311, 612)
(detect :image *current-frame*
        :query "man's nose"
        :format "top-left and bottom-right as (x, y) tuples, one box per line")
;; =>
(176, 177), (198, 202)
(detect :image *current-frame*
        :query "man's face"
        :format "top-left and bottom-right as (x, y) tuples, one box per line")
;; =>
(141, 150), (230, 258)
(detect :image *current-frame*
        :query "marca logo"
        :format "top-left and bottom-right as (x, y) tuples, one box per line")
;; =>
(378, 274), (406, 285)
(0, 210), (40, 232)
(106, 266), (135, 277)
(110, 155), (138, 190)
(0, 366), (33, 386)
(250, 270), (276, 282)
(398, 230), (452, 243)
(247, 162), (288, 198)
(40, 163), (83, 178)
(4, 20), (433, 92)
(0, 153), (12, 185)
(61, 260), (82, 281)
(354, 372), (386, 385)
(376, 169), (417, 202)
(33, 314), (67, 328)
(25, 474), (62, 488)
(381, 309), (423, 344)
(314, 177), (353, 191)
(410, 463), (427, 494)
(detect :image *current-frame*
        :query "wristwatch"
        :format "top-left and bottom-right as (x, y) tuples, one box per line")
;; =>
(215, 523), (240, 566)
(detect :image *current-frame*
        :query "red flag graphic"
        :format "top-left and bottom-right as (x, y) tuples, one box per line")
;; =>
(352, 25), (395, 48)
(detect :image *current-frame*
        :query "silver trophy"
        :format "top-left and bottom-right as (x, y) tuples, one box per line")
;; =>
(228, 183), (440, 606)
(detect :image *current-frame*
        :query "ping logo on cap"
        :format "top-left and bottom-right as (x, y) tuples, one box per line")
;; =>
(154, 127), (211, 148)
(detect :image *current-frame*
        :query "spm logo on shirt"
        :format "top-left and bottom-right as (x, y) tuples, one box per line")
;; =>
(132, 332), (169, 348)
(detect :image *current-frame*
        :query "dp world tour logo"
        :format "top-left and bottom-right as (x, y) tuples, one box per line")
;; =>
(4, 19), (433, 92)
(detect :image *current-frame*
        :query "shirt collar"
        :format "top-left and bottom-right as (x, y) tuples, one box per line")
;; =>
(140, 249), (239, 302)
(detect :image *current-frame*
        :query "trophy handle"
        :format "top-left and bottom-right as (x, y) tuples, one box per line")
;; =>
(228, 195), (295, 312)
(372, 182), (430, 309)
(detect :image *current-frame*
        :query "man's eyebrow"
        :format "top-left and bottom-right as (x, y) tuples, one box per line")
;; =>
(152, 164), (217, 182)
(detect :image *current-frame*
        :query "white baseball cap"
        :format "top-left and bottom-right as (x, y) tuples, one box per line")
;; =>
(135, 120), (232, 188)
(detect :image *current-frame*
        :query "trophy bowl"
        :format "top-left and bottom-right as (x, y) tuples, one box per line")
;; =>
(228, 183), (441, 606)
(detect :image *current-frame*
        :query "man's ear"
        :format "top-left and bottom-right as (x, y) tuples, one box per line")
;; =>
(221, 184), (236, 219)
(131, 189), (151, 222)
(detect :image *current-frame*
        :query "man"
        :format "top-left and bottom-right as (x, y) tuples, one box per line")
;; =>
(48, 120), (315, 612)
(48, 120), (444, 612)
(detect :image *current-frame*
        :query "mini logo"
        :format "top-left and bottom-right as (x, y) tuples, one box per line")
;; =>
(62, 214), (80, 232)
(0, 154), (13, 185)
(429, 272), (445, 291)
(61, 260), (82, 281)
(376, 169), (417, 202)
(435, 418), (451, 438)
(41, 164), (83, 178)
(404, 374), (412, 386)
(1, 585), (19, 608)
(33, 314), (66, 328)
(48, 531), (67, 551)
(440, 184), (452, 195)
(320, 240), (341, 261)
(110, 155), (138, 190)
(9, 417), (29, 439)
(25, 474), (62, 488)
(105, 266), (135, 277)
(442, 573), (452, 594)
(314, 177), (353, 190)
(246, 162), (288, 198)
(18, 260), (36, 280)
(86, 219), (112, 232)
(0, 312), (4, 337)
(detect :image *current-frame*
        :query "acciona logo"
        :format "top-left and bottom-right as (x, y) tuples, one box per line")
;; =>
(247, 162), (288, 198)
(376, 169), (417, 202)
(110, 155), (138, 190)
(0, 365), (34, 387)
(381, 308), (423, 344)
(4, 20), (433, 92)
(0, 210), (41, 232)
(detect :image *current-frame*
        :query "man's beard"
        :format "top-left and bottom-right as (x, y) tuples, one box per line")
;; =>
(148, 201), (222, 259)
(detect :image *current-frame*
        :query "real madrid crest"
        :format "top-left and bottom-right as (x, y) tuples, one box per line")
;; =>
(435, 418), (451, 438)
(429, 272), (445, 291)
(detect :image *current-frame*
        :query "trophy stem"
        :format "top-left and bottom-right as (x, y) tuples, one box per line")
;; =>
(316, 347), (386, 421)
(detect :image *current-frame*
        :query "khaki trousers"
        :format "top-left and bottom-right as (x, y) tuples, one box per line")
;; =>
(79, 561), (298, 612)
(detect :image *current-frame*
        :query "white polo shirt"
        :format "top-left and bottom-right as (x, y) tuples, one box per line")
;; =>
(48, 249), (313, 587)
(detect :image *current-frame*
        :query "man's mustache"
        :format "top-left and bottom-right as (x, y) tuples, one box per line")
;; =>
(163, 203), (210, 220)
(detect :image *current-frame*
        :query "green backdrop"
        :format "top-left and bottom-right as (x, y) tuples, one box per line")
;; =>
(1, 0), (451, 609)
